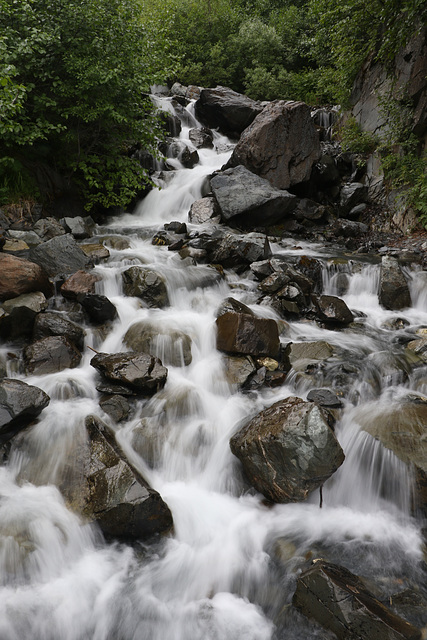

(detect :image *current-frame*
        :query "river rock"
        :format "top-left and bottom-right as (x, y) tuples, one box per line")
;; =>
(189, 127), (214, 149)
(64, 415), (173, 540)
(122, 266), (169, 308)
(195, 86), (263, 137)
(307, 388), (343, 408)
(333, 219), (369, 237)
(289, 341), (334, 370)
(77, 293), (118, 324)
(33, 312), (85, 351)
(293, 560), (421, 640)
(210, 165), (297, 226)
(90, 351), (168, 394)
(204, 229), (272, 268)
(339, 182), (369, 214)
(227, 101), (320, 189)
(188, 196), (221, 224)
(313, 295), (354, 325)
(23, 336), (82, 375)
(123, 321), (192, 367)
(60, 270), (100, 299)
(33, 217), (66, 240)
(216, 311), (280, 358)
(379, 256), (411, 310)
(29, 233), (91, 277)
(222, 355), (257, 388)
(99, 395), (130, 423)
(230, 396), (345, 502)
(0, 292), (49, 340)
(0, 254), (52, 301)
(0, 378), (50, 445)
(61, 216), (95, 239)
(80, 243), (110, 262)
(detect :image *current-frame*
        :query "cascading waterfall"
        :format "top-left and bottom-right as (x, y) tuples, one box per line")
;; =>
(0, 96), (426, 640)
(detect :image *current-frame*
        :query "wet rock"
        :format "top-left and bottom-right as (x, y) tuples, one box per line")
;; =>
(230, 396), (344, 502)
(216, 311), (280, 358)
(33, 312), (85, 351)
(29, 234), (91, 277)
(164, 221), (187, 234)
(0, 254), (52, 301)
(90, 351), (168, 394)
(23, 336), (82, 375)
(65, 415), (173, 540)
(99, 395), (130, 423)
(379, 256), (411, 310)
(289, 341), (334, 370)
(227, 100), (320, 189)
(80, 243), (110, 262)
(313, 295), (354, 325)
(293, 560), (422, 640)
(258, 271), (290, 294)
(195, 86), (263, 137)
(333, 219), (368, 237)
(0, 292), (49, 340)
(222, 355), (257, 388)
(339, 182), (369, 214)
(216, 297), (254, 318)
(311, 153), (341, 187)
(60, 270), (100, 299)
(123, 321), (192, 367)
(210, 165), (297, 227)
(294, 256), (323, 293)
(189, 127), (214, 149)
(381, 317), (410, 331)
(180, 145), (199, 168)
(406, 338), (427, 361)
(307, 388), (343, 408)
(61, 216), (95, 239)
(77, 293), (118, 324)
(294, 198), (326, 221)
(188, 196), (221, 224)
(122, 266), (169, 308)
(205, 230), (272, 268)
(0, 378), (50, 445)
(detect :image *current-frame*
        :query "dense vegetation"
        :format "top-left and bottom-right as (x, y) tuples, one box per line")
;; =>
(0, 0), (425, 215)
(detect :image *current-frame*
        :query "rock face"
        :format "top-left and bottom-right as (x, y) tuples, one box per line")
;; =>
(194, 86), (263, 137)
(227, 101), (321, 189)
(90, 352), (168, 394)
(210, 165), (297, 226)
(122, 267), (169, 308)
(64, 415), (173, 540)
(0, 254), (52, 301)
(379, 256), (411, 310)
(0, 378), (50, 445)
(23, 336), (82, 375)
(216, 310), (280, 359)
(230, 397), (344, 502)
(293, 560), (422, 640)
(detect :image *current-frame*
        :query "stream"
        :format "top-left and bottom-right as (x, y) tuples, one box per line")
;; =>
(0, 97), (426, 639)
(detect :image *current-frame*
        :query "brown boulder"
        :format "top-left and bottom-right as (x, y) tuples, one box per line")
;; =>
(60, 270), (100, 299)
(216, 311), (280, 358)
(0, 254), (52, 302)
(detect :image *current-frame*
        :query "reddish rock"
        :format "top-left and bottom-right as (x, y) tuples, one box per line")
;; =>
(0, 254), (52, 302)
(216, 311), (280, 358)
(60, 270), (100, 299)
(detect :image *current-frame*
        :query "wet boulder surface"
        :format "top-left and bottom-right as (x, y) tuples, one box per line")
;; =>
(90, 351), (168, 395)
(0, 378), (50, 445)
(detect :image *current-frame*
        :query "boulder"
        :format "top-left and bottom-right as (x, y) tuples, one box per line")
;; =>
(33, 312), (85, 351)
(0, 378), (50, 445)
(189, 127), (214, 149)
(64, 415), (173, 540)
(188, 196), (221, 224)
(230, 397), (344, 502)
(61, 216), (95, 239)
(222, 355), (257, 388)
(339, 182), (369, 214)
(60, 270), (100, 299)
(0, 291), (48, 340)
(23, 336), (82, 375)
(77, 293), (118, 324)
(194, 86), (263, 137)
(0, 254), (52, 301)
(123, 321), (192, 367)
(33, 216), (66, 240)
(210, 165), (297, 226)
(204, 230), (272, 268)
(29, 234), (91, 277)
(379, 256), (411, 310)
(333, 219), (369, 237)
(122, 266), (169, 308)
(227, 101), (320, 189)
(307, 388), (343, 408)
(90, 351), (168, 394)
(80, 243), (110, 262)
(99, 395), (130, 423)
(289, 341), (334, 370)
(216, 311), (280, 358)
(313, 295), (354, 325)
(293, 560), (422, 640)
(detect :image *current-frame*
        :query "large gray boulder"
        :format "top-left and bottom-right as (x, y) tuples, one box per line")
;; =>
(210, 165), (297, 226)
(227, 101), (321, 189)
(230, 397), (344, 502)
(90, 351), (168, 394)
(0, 254), (52, 301)
(188, 196), (220, 224)
(203, 229), (272, 268)
(379, 256), (411, 310)
(194, 86), (263, 137)
(29, 233), (91, 277)
(0, 378), (50, 445)
(122, 266), (169, 308)
(293, 560), (422, 640)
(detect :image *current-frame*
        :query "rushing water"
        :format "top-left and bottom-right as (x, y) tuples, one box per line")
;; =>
(0, 98), (426, 639)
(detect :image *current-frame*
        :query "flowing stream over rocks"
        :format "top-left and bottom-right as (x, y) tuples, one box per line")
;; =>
(1, 96), (427, 640)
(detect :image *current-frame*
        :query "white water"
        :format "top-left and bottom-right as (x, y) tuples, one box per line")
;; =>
(1, 99), (426, 639)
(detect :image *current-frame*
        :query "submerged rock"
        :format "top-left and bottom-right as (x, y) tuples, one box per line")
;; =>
(379, 256), (411, 310)
(90, 351), (168, 394)
(0, 378), (50, 445)
(230, 396), (344, 502)
(123, 321), (192, 367)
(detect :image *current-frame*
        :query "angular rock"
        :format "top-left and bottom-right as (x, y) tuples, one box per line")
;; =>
(122, 266), (169, 308)
(33, 312), (86, 351)
(340, 182), (369, 214)
(179, 145), (199, 168)
(293, 560), (422, 640)
(77, 293), (118, 324)
(0, 254), (52, 301)
(204, 230), (272, 268)
(313, 295), (354, 325)
(0, 292), (49, 340)
(99, 395), (130, 423)
(188, 196), (221, 224)
(60, 270), (100, 299)
(90, 352), (168, 394)
(227, 101), (321, 189)
(0, 378), (50, 445)
(230, 397), (344, 502)
(334, 219), (368, 237)
(23, 336), (82, 375)
(216, 311), (280, 358)
(289, 341), (334, 370)
(80, 243), (110, 262)
(33, 217), (66, 240)
(223, 355), (257, 388)
(307, 388), (343, 408)
(195, 86), (263, 137)
(29, 234), (91, 277)
(124, 321), (192, 367)
(210, 165), (297, 226)
(379, 256), (411, 310)
(216, 297), (254, 318)
(189, 127), (214, 149)
(61, 216), (94, 239)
